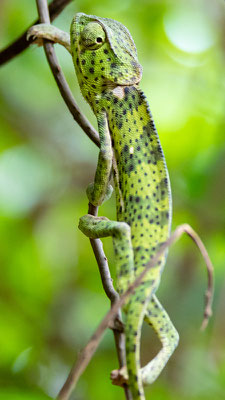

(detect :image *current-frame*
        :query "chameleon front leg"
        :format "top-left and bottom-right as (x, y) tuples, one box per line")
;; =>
(141, 294), (179, 385)
(79, 214), (134, 296)
(27, 24), (71, 53)
(86, 112), (113, 206)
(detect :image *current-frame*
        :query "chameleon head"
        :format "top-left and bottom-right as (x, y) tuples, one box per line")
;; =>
(70, 13), (143, 95)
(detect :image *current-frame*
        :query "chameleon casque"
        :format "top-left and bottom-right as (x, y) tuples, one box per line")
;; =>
(29, 13), (180, 399)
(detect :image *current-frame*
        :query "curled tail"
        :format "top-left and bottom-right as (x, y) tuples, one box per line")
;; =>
(125, 281), (155, 399)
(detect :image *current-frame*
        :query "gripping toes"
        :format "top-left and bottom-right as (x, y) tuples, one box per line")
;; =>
(27, 24), (71, 52)
(79, 214), (109, 238)
(86, 182), (113, 206)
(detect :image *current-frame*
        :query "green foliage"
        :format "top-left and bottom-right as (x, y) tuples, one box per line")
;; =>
(0, 0), (224, 399)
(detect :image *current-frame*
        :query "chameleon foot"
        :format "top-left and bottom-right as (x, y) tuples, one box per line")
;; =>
(86, 182), (113, 206)
(110, 366), (128, 386)
(27, 24), (71, 53)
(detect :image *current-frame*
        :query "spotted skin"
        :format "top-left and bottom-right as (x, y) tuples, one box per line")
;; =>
(28, 13), (179, 400)
(71, 13), (179, 399)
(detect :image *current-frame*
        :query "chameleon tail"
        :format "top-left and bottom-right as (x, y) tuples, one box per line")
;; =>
(125, 284), (153, 400)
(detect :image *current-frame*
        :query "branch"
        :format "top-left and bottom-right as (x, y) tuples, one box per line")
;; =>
(35, 0), (100, 147)
(87, 203), (132, 399)
(34, 1), (130, 399)
(0, 0), (72, 66)
(56, 223), (214, 400)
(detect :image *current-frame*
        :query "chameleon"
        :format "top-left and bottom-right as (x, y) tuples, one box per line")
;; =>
(28, 13), (180, 399)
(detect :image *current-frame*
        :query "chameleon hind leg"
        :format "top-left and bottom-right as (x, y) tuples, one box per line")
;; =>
(79, 214), (135, 294)
(141, 294), (179, 385)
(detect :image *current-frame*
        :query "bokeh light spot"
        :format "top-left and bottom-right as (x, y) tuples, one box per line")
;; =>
(163, 7), (216, 54)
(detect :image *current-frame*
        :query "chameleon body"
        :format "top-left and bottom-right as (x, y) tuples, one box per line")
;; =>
(71, 14), (179, 399)
(28, 13), (179, 399)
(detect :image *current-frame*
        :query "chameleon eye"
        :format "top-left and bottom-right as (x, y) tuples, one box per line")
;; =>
(81, 22), (105, 49)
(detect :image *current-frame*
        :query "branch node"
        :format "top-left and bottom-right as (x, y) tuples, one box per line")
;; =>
(110, 366), (128, 387)
(108, 317), (124, 332)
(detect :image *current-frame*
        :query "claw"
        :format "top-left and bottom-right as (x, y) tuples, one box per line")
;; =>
(27, 26), (44, 46)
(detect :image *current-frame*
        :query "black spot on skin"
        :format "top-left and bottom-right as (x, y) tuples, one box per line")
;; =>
(89, 67), (94, 74)
(104, 49), (109, 54)
(81, 59), (86, 65)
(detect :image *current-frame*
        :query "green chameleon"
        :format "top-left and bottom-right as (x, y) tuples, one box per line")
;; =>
(28, 13), (179, 399)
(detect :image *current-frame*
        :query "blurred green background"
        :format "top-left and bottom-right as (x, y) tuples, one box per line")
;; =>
(0, 0), (225, 399)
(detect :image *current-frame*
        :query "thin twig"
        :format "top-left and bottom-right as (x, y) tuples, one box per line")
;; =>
(35, 0), (100, 147)
(56, 223), (214, 400)
(0, 0), (72, 66)
(34, 1), (130, 399)
(88, 203), (132, 399)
